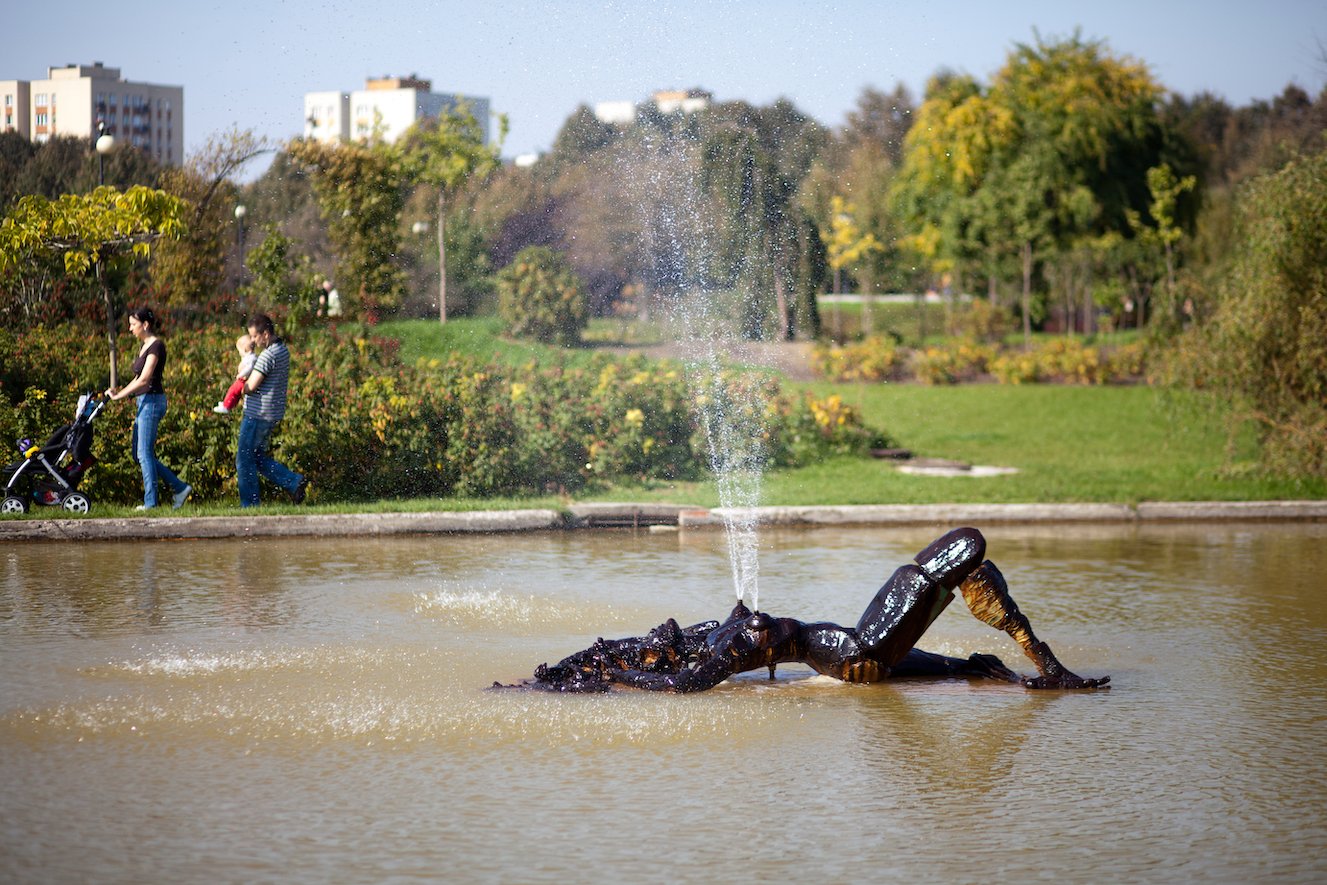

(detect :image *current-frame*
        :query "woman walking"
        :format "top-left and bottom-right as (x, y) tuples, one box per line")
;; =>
(104, 307), (192, 510)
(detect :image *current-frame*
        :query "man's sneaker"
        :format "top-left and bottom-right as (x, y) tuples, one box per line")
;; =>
(212, 403), (230, 414)
(134, 504), (148, 511)
(172, 485), (192, 509)
(291, 477), (308, 505)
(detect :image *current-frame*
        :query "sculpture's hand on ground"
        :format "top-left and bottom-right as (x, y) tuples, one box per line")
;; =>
(1022, 672), (1111, 690)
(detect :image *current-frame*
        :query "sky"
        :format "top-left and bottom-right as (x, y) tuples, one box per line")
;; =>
(8, 0), (1326, 175)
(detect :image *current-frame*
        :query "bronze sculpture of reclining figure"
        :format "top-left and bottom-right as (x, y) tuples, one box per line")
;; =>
(520, 527), (1109, 693)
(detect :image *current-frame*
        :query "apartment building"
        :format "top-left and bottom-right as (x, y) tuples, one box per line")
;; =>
(593, 88), (713, 124)
(0, 62), (183, 164)
(304, 75), (491, 145)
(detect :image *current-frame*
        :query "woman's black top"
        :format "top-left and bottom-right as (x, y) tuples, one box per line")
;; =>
(131, 339), (167, 395)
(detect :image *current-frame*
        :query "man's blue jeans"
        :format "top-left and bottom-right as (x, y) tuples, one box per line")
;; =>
(132, 393), (186, 508)
(236, 415), (302, 507)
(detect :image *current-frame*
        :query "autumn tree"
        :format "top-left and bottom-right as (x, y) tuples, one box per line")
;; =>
(894, 34), (1185, 335)
(0, 186), (186, 384)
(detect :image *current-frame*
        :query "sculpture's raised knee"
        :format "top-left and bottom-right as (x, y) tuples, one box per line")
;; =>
(856, 564), (953, 667)
(914, 527), (986, 589)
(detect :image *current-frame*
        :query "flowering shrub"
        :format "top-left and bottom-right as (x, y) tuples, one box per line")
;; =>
(1104, 340), (1149, 383)
(1032, 338), (1104, 384)
(813, 335), (904, 382)
(910, 339), (994, 384)
(989, 349), (1044, 384)
(1, 324), (887, 506)
(496, 246), (589, 346)
(815, 330), (1149, 388)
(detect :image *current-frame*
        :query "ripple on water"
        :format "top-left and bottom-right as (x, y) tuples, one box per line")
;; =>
(3, 643), (837, 750)
(411, 585), (643, 634)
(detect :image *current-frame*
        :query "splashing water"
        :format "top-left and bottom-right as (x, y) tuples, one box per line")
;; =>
(621, 140), (771, 611)
(678, 299), (768, 611)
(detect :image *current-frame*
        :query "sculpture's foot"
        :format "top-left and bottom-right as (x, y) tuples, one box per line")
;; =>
(1020, 641), (1110, 689)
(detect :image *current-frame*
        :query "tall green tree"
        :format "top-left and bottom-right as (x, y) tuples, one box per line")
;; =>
(399, 106), (506, 323)
(894, 34), (1178, 334)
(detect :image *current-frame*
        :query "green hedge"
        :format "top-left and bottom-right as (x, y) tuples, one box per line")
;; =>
(1, 324), (885, 506)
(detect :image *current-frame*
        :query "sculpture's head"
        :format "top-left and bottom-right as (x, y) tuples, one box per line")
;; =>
(744, 612), (795, 650)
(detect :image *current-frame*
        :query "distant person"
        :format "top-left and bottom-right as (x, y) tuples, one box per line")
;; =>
(103, 306), (192, 510)
(212, 333), (256, 415)
(236, 313), (307, 507)
(318, 279), (343, 318)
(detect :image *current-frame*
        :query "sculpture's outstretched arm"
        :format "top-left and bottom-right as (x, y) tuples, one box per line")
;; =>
(612, 654), (738, 693)
(959, 561), (1110, 690)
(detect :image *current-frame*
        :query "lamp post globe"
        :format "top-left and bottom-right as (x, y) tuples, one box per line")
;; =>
(94, 122), (114, 186)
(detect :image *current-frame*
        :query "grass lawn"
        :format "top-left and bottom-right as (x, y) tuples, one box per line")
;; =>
(370, 318), (1324, 508)
(568, 383), (1324, 508)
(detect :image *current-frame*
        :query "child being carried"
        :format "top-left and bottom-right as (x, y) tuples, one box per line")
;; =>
(212, 333), (256, 415)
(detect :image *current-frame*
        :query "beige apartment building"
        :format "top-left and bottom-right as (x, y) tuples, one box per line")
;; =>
(0, 62), (183, 164)
(304, 75), (491, 145)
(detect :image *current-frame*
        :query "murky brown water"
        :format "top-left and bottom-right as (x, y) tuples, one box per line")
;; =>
(3, 522), (1326, 883)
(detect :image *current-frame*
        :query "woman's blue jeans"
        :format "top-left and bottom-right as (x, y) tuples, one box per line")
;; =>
(236, 415), (302, 507)
(132, 393), (186, 508)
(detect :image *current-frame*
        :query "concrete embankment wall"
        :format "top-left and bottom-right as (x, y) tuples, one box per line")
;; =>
(2, 500), (1324, 542)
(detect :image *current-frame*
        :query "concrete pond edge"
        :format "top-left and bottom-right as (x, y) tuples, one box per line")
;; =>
(1, 499), (1325, 542)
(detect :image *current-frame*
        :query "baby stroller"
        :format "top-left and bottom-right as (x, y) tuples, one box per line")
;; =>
(2, 393), (105, 515)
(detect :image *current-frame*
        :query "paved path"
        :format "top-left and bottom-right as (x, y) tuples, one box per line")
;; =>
(1, 500), (1324, 542)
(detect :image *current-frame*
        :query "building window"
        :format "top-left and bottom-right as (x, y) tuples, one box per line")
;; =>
(4, 95), (11, 107)
(35, 93), (48, 105)
(35, 113), (48, 126)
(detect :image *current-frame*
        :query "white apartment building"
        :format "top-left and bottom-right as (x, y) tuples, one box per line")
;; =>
(0, 62), (183, 164)
(593, 88), (713, 124)
(304, 75), (491, 145)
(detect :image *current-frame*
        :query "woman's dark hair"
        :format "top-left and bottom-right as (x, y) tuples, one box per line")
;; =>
(129, 306), (159, 331)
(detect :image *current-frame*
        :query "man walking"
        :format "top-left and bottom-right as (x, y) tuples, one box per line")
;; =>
(237, 313), (308, 507)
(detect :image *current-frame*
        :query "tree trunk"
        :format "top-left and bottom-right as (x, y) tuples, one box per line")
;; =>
(437, 189), (448, 324)
(1082, 262), (1094, 337)
(1020, 241), (1033, 345)
(831, 266), (841, 341)
(772, 266), (791, 341)
(99, 259), (119, 388)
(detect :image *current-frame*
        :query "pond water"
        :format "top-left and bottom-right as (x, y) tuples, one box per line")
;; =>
(3, 522), (1326, 883)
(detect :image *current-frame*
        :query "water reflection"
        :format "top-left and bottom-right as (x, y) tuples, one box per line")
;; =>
(2, 522), (1326, 883)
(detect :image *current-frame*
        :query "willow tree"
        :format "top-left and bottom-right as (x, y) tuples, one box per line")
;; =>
(0, 185), (186, 385)
(399, 106), (506, 323)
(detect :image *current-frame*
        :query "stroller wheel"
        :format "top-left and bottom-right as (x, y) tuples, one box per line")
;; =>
(1, 495), (28, 515)
(59, 492), (91, 514)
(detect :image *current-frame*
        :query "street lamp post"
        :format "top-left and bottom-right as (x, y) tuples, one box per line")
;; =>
(234, 204), (247, 291)
(95, 121), (114, 186)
